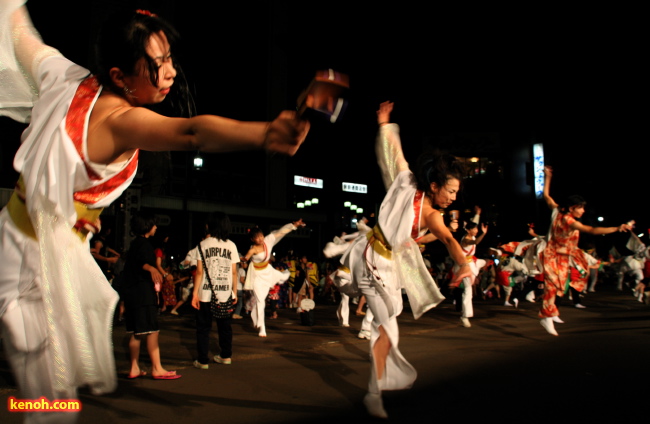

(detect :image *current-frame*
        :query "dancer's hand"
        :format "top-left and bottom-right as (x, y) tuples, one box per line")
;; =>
(264, 111), (310, 156)
(451, 264), (473, 287)
(377, 101), (393, 125)
(293, 218), (306, 227)
(618, 221), (633, 232)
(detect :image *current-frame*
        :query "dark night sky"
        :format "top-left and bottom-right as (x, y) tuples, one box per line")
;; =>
(2, 1), (646, 238)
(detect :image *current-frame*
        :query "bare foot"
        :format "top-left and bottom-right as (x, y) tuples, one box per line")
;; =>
(151, 368), (176, 378)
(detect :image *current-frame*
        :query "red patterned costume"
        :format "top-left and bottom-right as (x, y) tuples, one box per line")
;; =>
(539, 209), (588, 317)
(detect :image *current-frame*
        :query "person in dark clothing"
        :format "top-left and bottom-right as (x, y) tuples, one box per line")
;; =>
(122, 214), (181, 379)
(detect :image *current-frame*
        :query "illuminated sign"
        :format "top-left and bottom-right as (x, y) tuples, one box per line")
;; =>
(294, 175), (323, 189)
(533, 143), (544, 199)
(342, 182), (367, 193)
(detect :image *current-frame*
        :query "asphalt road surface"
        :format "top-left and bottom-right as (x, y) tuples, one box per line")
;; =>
(1, 283), (648, 423)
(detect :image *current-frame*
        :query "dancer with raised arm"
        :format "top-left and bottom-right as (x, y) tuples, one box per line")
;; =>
(336, 102), (473, 419)
(453, 220), (488, 328)
(0, 2), (309, 421)
(243, 220), (305, 337)
(539, 166), (631, 335)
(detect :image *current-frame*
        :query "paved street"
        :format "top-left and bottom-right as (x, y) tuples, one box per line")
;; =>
(1, 284), (649, 423)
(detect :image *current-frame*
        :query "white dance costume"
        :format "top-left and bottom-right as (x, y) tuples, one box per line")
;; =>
(1, 1), (137, 420)
(454, 236), (486, 319)
(339, 124), (445, 396)
(245, 223), (295, 336)
(323, 223), (371, 327)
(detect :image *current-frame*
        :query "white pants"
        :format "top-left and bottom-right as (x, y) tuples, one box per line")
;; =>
(361, 278), (416, 394)
(460, 277), (474, 318)
(337, 293), (349, 326)
(251, 285), (270, 335)
(458, 258), (486, 319)
(1, 211), (79, 423)
(360, 307), (374, 333)
(2, 299), (79, 424)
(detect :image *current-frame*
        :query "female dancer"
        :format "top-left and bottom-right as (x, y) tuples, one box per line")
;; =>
(539, 166), (631, 335)
(323, 220), (371, 327)
(453, 221), (488, 327)
(244, 220), (305, 337)
(0, 3), (309, 421)
(337, 102), (473, 418)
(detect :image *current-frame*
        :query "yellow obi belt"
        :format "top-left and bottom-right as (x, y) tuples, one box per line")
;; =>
(6, 176), (103, 242)
(367, 225), (392, 260)
(253, 261), (269, 270)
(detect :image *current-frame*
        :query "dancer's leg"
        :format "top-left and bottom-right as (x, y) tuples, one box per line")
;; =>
(337, 293), (350, 326)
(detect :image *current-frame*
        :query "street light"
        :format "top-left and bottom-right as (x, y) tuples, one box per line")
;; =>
(193, 152), (203, 168)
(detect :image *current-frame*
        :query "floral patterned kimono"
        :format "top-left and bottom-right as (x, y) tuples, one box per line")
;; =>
(539, 209), (587, 317)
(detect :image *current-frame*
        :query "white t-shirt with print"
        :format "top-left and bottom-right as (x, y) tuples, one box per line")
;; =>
(196, 238), (240, 303)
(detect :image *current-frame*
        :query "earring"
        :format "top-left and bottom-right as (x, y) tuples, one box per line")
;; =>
(123, 85), (136, 97)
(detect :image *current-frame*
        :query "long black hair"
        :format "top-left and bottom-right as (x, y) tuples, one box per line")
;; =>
(93, 8), (195, 117)
(414, 150), (466, 198)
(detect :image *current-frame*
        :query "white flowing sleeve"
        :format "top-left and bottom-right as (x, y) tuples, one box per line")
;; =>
(0, 0), (61, 122)
(511, 257), (528, 274)
(267, 223), (297, 248)
(625, 233), (646, 256)
(338, 233), (356, 242)
(396, 238), (445, 319)
(355, 219), (372, 235)
(375, 123), (410, 191)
